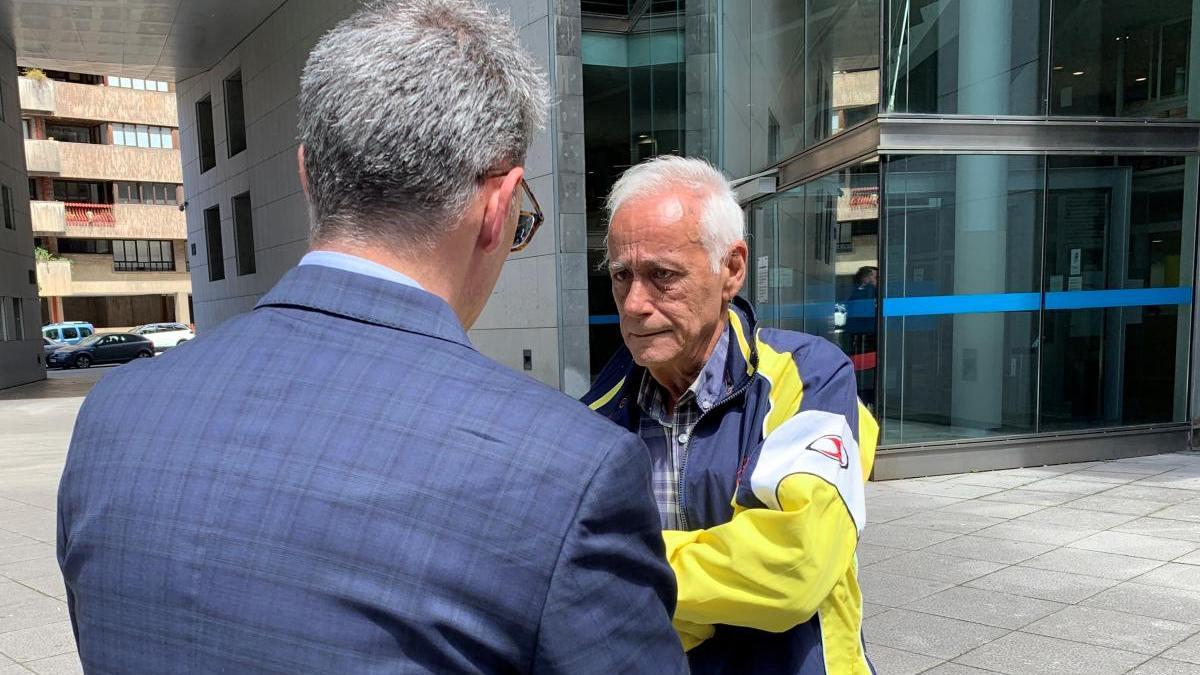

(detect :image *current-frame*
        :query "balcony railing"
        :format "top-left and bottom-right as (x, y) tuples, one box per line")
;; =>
(64, 203), (115, 226)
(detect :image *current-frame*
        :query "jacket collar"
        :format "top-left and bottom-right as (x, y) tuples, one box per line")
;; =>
(255, 263), (472, 348)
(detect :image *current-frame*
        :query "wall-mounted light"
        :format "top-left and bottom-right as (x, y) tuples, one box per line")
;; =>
(1073, 71), (1085, 76)
(1053, 65), (1064, 71)
(1136, 77), (1147, 82)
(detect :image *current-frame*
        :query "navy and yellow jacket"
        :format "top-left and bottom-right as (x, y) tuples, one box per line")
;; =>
(582, 297), (878, 674)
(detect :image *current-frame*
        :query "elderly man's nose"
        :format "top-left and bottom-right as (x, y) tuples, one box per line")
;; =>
(622, 279), (654, 315)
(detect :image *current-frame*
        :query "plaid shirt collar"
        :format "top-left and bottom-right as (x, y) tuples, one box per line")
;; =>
(637, 326), (731, 425)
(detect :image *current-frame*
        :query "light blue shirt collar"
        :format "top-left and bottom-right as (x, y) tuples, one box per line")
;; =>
(299, 251), (425, 291)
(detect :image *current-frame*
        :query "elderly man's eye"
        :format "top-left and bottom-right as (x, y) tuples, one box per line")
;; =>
(612, 269), (631, 283)
(653, 269), (675, 282)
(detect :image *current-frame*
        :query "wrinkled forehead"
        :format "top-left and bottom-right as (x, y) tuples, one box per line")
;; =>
(607, 192), (706, 265)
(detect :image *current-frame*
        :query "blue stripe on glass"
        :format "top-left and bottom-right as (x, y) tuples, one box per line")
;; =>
(883, 287), (1192, 317)
(589, 314), (620, 325)
(883, 293), (1040, 317)
(1045, 287), (1193, 310)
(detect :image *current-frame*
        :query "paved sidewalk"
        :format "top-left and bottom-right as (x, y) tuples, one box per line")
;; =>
(2, 369), (1199, 673)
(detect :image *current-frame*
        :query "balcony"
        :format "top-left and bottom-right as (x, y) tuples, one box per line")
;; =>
(29, 200), (186, 240)
(23, 139), (182, 183)
(37, 252), (190, 299)
(19, 77), (177, 127)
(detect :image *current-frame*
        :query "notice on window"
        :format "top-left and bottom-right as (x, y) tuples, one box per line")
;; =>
(1049, 275), (1064, 292)
(756, 256), (769, 303)
(1068, 276), (1083, 291)
(1070, 248), (1082, 276)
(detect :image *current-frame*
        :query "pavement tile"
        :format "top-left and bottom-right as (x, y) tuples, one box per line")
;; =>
(0, 511), (56, 545)
(860, 524), (959, 551)
(1061, 470), (1142, 485)
(1177, 550), (1200, 565)
(935, 500), (1045, 519)
(947, 473), (1041, 489)
(1021, 547), (1165, 581)
(857, 570), (955, 608)
(0, 597), (68, 634)
(0, 581), (49, 609)
(885, 482), (1007, 500)
(972, 520), (1098, 546)
(1155, 501), (1200, 523)
(979, 489), (1079, 507)
(0, 665), (30, 675)
(862, 602), (889, 619)
(1106, 484), (1200, 504)
(888, 510), (1007, 535)
(1114, 517), (1200, 543)
(1130, 658), (1200, 675)
(1089, 461), (1173, 475)
(1022, 605), (1199, 655)
(0, 621), (76, 663)
(1013, 506), (1139, 531)
(857, 543), (908, 567)
(1135, 471), (1200, 491)
(921, 664), (996, 675)
(1084, 582), (1200, 623)
(965, 565), (1117, 603)
(17, 575), (66, 602)
(1064, 494), (1176, 516)
(924, 535), (1055, 565)
(1165, 632), (1200, 665)
(1133, 563), (1200, 592)
(955, 632), (1149, 675)
(0, 558), (58, 585)
(860, 643), (943, 675)
(866, 550), (1006, 585)
(904, 586), (1064, 630)
(22, 653), (81, 675)
(1069, 531), (1198, 561)
(1017, 478), (1112, 495)
(864, 609), (1008, 660)
(0, 543), (55, 568)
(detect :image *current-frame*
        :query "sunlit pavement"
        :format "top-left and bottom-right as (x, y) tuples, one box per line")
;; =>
(2, 368), (1199, 674)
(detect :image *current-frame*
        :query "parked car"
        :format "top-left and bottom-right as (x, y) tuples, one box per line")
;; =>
(130, 323), (194, 351)
(42, 337), (67, 356)
(42, 322), (95, 345)
(47, 333), (154, 369)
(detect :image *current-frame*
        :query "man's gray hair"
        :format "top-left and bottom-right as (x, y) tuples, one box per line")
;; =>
(606, 155), (745, 272)
(299, 0), (549, 248)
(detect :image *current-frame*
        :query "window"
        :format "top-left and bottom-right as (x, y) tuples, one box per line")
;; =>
(0, 301), (9, 341)
(232, 191), (255, 275)
(196, 96), (217, 173)
(57, 238), (112, 255)
(224, 71), (247, 157)
(61, 327), (78, 341)
(204, 205), (224, 281)
(107, 76), (169, 92)
(21, 119), (31, 139)
(115, 182), (181, 205)
(52, 180), (105, 203)
(27, 179), (37, 201)
(112, 124), (173, 149)
(2, 186), (12, 229)
(111, 239), (174, 271)
(46, 123), (99, 144)
(11, 298), (22, 340)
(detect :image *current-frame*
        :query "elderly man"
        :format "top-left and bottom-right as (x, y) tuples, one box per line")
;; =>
(57, 2), (686, 673)
(583, 156), (878, 674)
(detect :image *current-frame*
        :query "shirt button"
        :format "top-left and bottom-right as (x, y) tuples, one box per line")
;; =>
(678, 433), (690, 445)
(700, 399), (712, 411)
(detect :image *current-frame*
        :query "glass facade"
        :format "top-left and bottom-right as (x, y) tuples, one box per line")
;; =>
(580, 0), (1200, 462)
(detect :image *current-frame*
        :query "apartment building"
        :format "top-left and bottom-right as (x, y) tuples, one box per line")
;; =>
(19, 69), (190, 331)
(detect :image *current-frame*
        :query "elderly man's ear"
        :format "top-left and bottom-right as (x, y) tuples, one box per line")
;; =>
(722, 241), (749, 302)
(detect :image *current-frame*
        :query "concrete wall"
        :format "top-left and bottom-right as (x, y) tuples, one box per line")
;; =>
(178, 0), (591, 394)
(37, 245), (189, 297)
(0, 39), (45, 389)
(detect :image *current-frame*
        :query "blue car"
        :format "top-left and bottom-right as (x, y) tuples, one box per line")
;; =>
(47, 333), (155, 369)
(42, 322), (95, 345)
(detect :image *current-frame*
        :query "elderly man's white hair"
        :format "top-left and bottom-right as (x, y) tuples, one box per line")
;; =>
(606, 155), (745, 272)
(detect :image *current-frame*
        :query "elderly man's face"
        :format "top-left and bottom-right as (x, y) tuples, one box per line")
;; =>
(608, 190), (745, 380)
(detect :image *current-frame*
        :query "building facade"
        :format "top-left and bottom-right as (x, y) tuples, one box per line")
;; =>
(0, 33), (42, 390)
(19, 69), (191, 332)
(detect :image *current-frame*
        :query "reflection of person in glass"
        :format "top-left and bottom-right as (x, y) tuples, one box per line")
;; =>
(583, 156), (879, 674)
(846, 266), (878, 353)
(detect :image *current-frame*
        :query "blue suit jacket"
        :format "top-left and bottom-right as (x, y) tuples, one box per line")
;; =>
(58, 264), (686, 674)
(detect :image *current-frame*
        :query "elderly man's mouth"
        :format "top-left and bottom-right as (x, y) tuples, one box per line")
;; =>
(629, 330), (670, 339)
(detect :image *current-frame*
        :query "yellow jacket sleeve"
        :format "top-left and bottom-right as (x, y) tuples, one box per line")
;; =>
(663, 472), (858, 636)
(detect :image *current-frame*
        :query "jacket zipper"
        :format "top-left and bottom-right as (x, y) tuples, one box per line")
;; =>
(675, 377), (754, 532)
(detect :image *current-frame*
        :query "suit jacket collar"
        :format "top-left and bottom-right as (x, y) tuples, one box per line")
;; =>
(255, 263), (472, 348)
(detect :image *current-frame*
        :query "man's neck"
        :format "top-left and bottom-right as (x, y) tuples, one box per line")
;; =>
(648, 316), (729, 407)
(309, 241), (464, 318)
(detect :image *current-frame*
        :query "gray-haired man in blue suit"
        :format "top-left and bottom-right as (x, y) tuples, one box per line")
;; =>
(56, 1), (686, 672)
